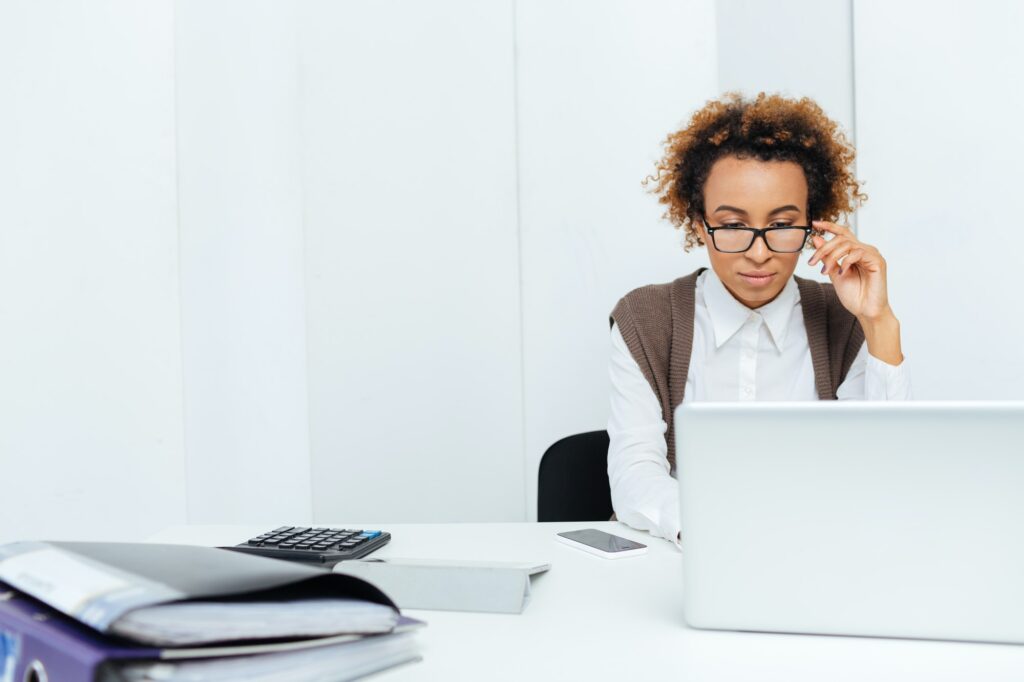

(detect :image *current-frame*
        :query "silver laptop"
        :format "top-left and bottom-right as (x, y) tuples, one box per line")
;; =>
(675, 401), (1024, 644)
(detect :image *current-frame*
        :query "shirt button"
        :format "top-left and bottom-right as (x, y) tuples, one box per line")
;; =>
(743, 386), (753, 395)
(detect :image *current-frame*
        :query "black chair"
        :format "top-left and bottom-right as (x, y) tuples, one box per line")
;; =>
(537, 430), (613, 522)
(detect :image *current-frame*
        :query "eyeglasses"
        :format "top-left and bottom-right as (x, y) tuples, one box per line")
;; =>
(702, 218), (812, 254)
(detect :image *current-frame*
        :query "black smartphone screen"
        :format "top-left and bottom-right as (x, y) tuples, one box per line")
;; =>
(557, 529), (646, 552)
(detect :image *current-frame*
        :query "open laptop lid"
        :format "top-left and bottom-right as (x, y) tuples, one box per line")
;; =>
(675, 400), (1024, 644)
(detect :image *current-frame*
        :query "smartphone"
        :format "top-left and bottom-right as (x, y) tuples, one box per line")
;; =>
(555, 529), (648, 559)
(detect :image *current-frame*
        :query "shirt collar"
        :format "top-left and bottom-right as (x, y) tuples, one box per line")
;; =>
(701, 268), (800, 351)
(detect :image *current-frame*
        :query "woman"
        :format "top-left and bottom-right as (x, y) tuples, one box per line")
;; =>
(607, 92), (911, 546)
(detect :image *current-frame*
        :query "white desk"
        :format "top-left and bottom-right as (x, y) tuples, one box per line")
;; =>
(148, 522), (1024, 681)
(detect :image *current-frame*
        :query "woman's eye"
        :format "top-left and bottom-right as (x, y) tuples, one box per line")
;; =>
(723, 223), (746, 228)
(771, 222), (793, 228)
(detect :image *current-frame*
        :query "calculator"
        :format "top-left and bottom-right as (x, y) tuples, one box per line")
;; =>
(226, 526), (391, 565)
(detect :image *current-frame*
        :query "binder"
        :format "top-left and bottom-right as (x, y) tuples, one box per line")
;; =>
(1, 586), (164, 682)
(0, 587), (423, 682)
(0, 541), (425, 681)
(0, 541), (395, 633)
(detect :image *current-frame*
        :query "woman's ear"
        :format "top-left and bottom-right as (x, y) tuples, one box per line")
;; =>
(694, 218), (708, 247)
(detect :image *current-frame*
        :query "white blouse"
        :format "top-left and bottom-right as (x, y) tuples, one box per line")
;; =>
(607, 268), (912, 546)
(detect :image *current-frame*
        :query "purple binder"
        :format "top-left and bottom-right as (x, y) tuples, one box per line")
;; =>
(0, 542), (422, 681)
(0, 586), (425, 682)
(0, 588), (159, 682)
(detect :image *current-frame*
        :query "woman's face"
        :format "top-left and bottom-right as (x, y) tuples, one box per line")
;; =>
(699, 155), (810, 309)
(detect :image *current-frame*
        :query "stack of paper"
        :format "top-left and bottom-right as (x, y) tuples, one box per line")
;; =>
(110, 597), (399, 646)
(113, 632), (420, 682)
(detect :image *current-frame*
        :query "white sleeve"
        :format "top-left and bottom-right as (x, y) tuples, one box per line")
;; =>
(607, 322), (682, 548)
(836, 341), (913, 400)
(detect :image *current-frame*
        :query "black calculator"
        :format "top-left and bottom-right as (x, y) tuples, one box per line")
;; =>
(226, 526), (391, 565)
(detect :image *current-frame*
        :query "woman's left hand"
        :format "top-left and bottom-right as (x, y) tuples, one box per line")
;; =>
(807, 220), (892, 322)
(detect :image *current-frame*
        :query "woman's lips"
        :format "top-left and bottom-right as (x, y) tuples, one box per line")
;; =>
(739, 272), (776, 287)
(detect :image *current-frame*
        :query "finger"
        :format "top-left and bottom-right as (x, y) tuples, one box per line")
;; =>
(808, 235), (839, 265)
(823, 243), (856, 275)
(857, 247), (885, 273)
(808, 230), (860, 266)
(812, 220), (854, 238)
(844, 245), (885, 274)
(837, 248), (864, 275)
(809, 235), (853, 267)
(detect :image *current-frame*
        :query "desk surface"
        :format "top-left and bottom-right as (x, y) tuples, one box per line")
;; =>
(148, 522), (1024, 681)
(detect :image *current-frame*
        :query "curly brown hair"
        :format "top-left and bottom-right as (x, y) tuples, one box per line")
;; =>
(644, 92), (867, 251)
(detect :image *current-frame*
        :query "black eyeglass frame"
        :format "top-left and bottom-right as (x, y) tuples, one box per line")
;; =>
(701, 218), (814, 254)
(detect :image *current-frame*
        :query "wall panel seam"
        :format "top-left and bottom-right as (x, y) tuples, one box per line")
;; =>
(511, 0), (529, 521)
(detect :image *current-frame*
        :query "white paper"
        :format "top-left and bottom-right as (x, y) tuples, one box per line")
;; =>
(118, 631), (420, 682)
(110, 598), (399, 646)
(0, 547), (129, 616)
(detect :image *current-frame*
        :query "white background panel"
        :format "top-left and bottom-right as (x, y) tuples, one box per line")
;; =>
(300, 0), (526, 522)
(716, 0), (856, 143)
(175, 0), (313, 523)
(0, 0), (186, 541)
(853, 0), (1024, 398)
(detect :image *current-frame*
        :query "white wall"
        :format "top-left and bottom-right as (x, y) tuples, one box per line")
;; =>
(0, 0), (186, 541)
(299, 0), (526, 523)
(175, 0), (313, 524)
(716, 0), (856, 143)
(853, 0), (1024, 399)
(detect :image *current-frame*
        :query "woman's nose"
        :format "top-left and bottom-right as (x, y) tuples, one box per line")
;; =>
(746, 234), (772, 263)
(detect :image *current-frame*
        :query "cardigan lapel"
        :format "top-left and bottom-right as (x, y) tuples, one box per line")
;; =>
(795, 276), (835, 400)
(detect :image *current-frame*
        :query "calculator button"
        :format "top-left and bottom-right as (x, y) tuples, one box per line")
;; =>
(361, 531), (382, 539)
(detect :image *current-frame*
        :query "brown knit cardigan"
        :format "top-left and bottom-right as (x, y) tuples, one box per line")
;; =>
(610, 267), (864, 469)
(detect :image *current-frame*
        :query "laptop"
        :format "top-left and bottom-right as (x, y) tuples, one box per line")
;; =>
(675, 400), (1024, 644)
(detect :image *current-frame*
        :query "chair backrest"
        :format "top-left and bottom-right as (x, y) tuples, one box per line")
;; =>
(537, 430), (612, 522)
